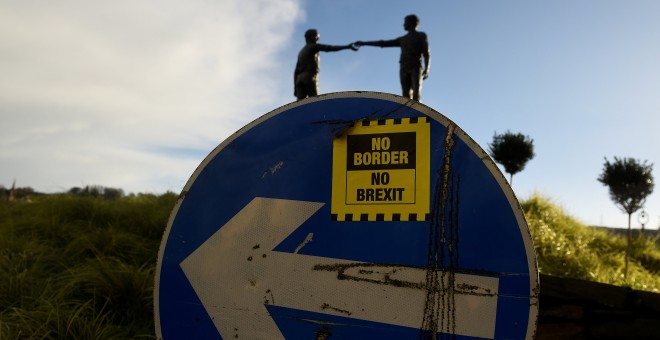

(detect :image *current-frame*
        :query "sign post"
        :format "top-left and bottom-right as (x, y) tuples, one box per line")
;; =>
(154, 92), (539, 339)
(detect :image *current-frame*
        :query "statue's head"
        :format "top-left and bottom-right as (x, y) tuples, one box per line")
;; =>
(304, 29), (319, 43)
(404, 15), (419, 31)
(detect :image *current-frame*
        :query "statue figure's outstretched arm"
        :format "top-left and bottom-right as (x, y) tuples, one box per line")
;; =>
(317, 43), (359, 52)
(354, 39), (399, 48)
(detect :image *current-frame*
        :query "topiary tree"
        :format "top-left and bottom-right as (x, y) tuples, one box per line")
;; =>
(598, 156), (654, 279)
(488, 131), (535, 184)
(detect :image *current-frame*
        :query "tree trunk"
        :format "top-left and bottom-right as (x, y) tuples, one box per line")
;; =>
(625, 213), (631, 279)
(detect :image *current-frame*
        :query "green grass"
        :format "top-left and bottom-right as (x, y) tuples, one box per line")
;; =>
(0, 192), (658, 338)
(0, 193), (177, 339)
(523, 194), (660, 292)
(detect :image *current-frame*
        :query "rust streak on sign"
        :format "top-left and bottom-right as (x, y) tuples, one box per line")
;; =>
(321, 303), (352, 316)
(313, 263), (496, 298)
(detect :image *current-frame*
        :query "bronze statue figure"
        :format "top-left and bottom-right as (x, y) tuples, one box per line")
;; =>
(294, 29), (358, 100)
(356, 15), (431, 102)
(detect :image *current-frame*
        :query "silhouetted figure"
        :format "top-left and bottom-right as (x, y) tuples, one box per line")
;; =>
(356, 15), (431, 101)
(294, 29), (357, 100)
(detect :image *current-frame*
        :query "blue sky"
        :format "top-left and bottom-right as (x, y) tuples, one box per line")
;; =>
(1, 0), (658, 229)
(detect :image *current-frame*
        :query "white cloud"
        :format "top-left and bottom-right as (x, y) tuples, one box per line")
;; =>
(0, 0), (304, 193)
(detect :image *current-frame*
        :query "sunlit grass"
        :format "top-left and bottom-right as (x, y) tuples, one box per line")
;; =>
(523, 194), (660, 292)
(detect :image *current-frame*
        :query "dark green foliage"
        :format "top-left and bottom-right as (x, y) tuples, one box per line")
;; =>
(68, 185), (125, 200)
(488, 131), (535, 182)
(0, 185), (38, 201)
(598, 157), (654, 216)
(598, 157), (654, 278)
(0, 192), (177, 338)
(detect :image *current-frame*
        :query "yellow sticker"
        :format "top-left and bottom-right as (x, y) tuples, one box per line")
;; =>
(331, 117), (430, 221)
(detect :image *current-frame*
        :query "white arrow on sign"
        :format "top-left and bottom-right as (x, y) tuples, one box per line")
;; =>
(180, 197), (499, 339)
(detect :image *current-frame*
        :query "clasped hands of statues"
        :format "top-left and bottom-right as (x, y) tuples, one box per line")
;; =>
(345, 41), (429, 80)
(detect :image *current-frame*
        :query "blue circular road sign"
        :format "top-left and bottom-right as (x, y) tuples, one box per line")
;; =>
(154, 92), (539, 339)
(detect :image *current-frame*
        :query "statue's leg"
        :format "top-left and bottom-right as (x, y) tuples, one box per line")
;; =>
(310, 75), (319, 97)
(295, 74), (312, 100)
(295, 81), (305, 100)
(400, 68), (413, 99)
(411, 67), (422, 102)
